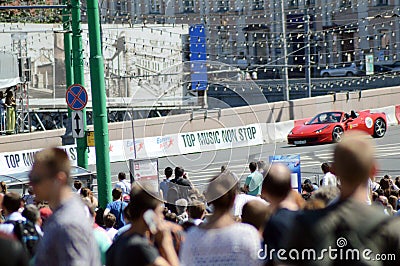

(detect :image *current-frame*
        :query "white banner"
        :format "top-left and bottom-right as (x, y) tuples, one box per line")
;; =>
(0, 123), (264, 175)
(0, 145), (78, 175)
(130, 123), (263, 159)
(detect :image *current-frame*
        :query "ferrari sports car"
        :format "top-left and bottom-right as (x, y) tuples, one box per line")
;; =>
(287, 110), (387, 145)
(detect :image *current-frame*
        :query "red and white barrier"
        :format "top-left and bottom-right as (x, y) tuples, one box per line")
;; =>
(369, 106), (397, 126)
(396, 105), (400, 125)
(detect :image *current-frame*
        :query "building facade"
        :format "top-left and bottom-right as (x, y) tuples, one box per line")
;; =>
(98, 0), (400, 75)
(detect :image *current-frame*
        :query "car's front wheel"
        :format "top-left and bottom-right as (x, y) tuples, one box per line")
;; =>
(332, 126), (344, 143)
(373, 118), (386, 138)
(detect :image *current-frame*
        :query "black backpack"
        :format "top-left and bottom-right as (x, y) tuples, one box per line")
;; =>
(5, 220), (41, 258)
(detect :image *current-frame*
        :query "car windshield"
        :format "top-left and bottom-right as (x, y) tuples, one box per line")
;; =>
(308, 112), (342, 124)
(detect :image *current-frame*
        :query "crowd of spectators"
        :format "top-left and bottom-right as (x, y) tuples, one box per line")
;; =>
(0, 131), (400, 265)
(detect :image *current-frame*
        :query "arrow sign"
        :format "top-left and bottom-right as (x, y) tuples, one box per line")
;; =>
(74, 113), (81, 135)
(72, 111), (84, 138)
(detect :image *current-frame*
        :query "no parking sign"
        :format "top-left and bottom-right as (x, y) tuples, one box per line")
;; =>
(66, 84), (88, 111)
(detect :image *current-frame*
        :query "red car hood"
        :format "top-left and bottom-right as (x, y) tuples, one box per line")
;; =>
(291, 124), (333, 134)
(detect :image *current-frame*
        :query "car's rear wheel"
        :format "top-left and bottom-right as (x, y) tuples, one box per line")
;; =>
(346, 72), (354, 77)
(332, 126), (344, 143)
(373, 118), (386, 138)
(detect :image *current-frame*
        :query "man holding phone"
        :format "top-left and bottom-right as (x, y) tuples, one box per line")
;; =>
(106, 184), (179, 266)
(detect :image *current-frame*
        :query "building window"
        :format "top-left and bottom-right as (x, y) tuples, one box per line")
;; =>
(288, 0), (299, 8)
(115, 0), (128, 15)
(253, 0), (264, 10)
(150, 0), (161, 14)
(217, 0), (229, 12)
(379, 29), (390, 61)
(376, 0), (388, 5)
(339, 0), (351, 8)
(183, 0), (195, 12)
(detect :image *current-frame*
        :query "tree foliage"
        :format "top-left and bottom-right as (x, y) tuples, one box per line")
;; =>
(0, 0), (63, 23)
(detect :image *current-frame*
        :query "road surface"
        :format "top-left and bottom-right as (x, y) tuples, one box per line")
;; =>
(91, 125), (400, 191)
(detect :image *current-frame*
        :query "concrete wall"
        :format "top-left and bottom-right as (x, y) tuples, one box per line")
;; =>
(106, 86), (400, 139)
(1, 86), (399, 151)
(0, 129), (65, 152)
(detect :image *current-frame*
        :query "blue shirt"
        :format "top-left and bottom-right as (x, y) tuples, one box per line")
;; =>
(106, 200), (128, 229)
(159, 179), (170, 200)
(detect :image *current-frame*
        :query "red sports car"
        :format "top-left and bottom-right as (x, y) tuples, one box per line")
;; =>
(287, 110), (387, 145)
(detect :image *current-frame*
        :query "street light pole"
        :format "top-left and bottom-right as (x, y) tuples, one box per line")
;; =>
(305, 0), (312, 98)
(86, 0), (112, 207)
(281, 0), (289, 101)
(71, 0), (88, 168)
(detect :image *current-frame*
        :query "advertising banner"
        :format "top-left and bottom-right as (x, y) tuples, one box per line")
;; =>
(0, 123), (264, 175)
(129, 158), (159, 195)
(269, 155), (302, 193)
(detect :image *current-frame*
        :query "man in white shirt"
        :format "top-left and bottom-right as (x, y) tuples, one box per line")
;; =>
(321, 162), (337, 187)
(114, 172), (131, 196)
(0, 192), (25, 234)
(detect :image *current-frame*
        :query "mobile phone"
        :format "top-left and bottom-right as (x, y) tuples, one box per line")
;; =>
(143, 209), (158, 234)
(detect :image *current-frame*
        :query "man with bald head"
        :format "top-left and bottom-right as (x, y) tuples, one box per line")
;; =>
(261, 163), (301, 263)
(286, 131), (400, 266)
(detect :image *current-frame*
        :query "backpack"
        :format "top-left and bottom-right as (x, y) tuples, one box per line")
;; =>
(168, 179), (191, 203)
(166, 181), (180, 204)
(5, 220), (41, 258)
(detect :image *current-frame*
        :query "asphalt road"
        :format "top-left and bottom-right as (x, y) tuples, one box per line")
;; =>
(95, 125), (400, 192)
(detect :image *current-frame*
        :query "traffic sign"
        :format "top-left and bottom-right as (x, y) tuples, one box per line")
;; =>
(72, 111), (84, 138)
(66, 84), (88, 111)
(87, 131), (95, 146)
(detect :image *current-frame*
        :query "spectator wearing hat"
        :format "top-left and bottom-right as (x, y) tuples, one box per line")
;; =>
(175, 199), (188, 224)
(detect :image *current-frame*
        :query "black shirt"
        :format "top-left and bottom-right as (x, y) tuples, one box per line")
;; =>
(263, 208), (299, 251)
(172, 177), (192, 187)
(106, 233), (159, 266)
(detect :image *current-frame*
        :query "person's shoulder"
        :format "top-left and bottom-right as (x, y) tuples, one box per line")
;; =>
(184, 225), (204, 238)
(107, 200), (118, 208)
(177, 177), (191, 186)
(247, 172), (254, 178)
(231, 222), (258, 231)
(124, 234), (158, 252)
(228, 223), (260, 243)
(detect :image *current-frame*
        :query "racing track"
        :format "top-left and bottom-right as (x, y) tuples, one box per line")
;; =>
(101, 125), (400, 191)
